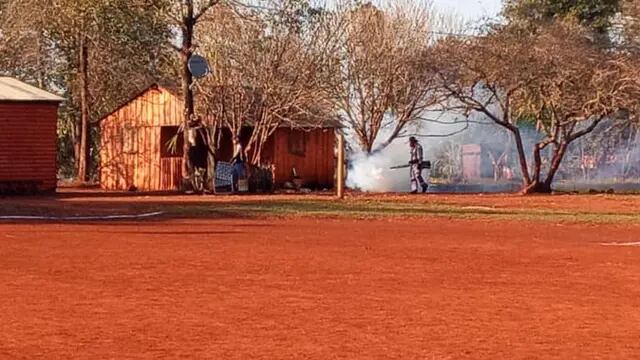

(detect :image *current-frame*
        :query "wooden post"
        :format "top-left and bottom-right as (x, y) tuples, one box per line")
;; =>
(78, 36), (90, 183)
(336, 132), (345, 199)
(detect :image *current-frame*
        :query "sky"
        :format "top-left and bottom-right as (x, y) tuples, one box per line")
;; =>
(432, 0), (502, 21)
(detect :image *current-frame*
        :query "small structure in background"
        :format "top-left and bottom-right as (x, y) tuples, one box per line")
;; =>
(0, 77), (64, 194)
(462, 144), (490, 180)
(462, 143), (515, 182)
(99, 84), (339, 192)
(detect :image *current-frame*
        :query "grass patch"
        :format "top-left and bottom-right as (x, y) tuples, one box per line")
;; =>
(162, 199), (640, 224)
(3, 196), (637, 224)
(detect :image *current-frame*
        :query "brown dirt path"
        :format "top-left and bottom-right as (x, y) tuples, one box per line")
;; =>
(1, 217), (640, 359)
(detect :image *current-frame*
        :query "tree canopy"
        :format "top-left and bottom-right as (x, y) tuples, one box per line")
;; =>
(433, 22), (640, 193)
(0, 0), (172, 179)
(504, 0), (621, 34)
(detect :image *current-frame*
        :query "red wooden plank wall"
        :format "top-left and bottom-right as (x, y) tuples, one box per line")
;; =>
(0, 102), (58, 191)
(160, 158), (183, 190)
(100, 87), (183, 191)
(100, 86), (337, 191)
(272, 128), (336, 188)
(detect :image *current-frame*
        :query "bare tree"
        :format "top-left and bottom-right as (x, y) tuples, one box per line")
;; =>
(327, 1), (458, 154)
(198, 1), (336, 165)
(434, 22), (640, 193)
(150, 0), (222, 184)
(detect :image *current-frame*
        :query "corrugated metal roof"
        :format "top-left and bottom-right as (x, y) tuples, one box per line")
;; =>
(0, 77), (64, 102)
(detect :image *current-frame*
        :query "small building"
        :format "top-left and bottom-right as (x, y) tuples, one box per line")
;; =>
(0, 77), (63, 194)
(462, 144), (490, 180)
(462, 143), (516, 181)
(99, 84), (338, 192)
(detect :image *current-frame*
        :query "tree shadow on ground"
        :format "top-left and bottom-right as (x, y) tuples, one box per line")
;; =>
(2, 190), (640, 226)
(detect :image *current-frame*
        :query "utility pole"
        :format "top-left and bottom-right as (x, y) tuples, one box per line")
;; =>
(336, 132), (345, 199)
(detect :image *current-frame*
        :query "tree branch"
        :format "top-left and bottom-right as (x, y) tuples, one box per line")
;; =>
(194, 0), (220, 21)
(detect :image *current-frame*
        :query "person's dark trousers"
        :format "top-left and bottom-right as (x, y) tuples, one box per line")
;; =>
(231, 161), (245, 193)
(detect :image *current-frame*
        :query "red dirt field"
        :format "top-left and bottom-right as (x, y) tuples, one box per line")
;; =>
(2, 203), (640, 359)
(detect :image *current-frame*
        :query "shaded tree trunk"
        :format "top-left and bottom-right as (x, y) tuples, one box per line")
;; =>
(524, 117), (604, 194)
(522, 143), (550, 194)
(180, 0), (195, 183)
(77, 36), (90, 182)
(521, 142), (569, 194)
(522, 181), (553, 194)
(544, 143), (568, 188)
(36, 35), (45, 89)
(507, 126), (532, 189)
(206, 128), (216, 193)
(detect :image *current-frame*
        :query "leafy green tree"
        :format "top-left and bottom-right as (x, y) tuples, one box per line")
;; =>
(0, 0), (171, 180)
(504, 0), (621, 34)
(622, 0), (640, 51)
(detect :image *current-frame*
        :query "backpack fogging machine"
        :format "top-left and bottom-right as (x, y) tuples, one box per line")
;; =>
(389, 161), (432, 170)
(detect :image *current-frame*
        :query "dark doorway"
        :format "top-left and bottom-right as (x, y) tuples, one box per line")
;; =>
(160, 126), (184, 158)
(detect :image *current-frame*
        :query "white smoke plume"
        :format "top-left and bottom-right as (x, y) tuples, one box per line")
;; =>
(346, 138), (414, 192)
(346, 116), (467, 192)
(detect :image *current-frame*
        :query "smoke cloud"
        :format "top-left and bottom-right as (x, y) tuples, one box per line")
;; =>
(346, 115), (467, 192)
(346, 138), (415, 192)
(345, 113), (640, 193)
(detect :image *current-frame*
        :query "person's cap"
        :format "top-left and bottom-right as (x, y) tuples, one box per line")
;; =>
(409, 136), (418, 143)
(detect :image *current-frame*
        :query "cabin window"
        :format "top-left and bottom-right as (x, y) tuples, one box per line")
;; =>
(160, 126), (184, 158)
(288, 130), (306, 156)
(123, 125), (135, 154)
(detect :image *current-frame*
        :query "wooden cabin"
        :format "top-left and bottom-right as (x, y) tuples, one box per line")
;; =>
(99, 84), (338, 192)
(0, 77), (63, 194)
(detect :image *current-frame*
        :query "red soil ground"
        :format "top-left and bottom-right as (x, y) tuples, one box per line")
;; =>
(1, 193), (640, 359)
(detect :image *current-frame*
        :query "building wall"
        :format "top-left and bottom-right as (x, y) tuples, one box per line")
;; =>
(214, 127), (274, 164)
(100, 87), (183, 191)
(100, 85), (337, 191)
(0, 101), (58, 191)
(189, 126), (335, 188)
(271, 128), (336, 188)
